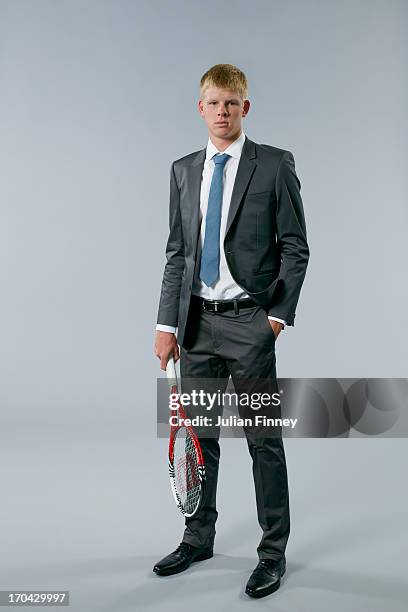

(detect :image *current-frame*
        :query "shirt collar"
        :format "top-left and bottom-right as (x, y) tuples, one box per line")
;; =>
(205, 130), (246, 163)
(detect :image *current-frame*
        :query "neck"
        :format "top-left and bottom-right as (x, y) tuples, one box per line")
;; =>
(209, 129), (242, 152)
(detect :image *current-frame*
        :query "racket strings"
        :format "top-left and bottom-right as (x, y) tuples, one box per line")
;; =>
(174, 431), (201, 515)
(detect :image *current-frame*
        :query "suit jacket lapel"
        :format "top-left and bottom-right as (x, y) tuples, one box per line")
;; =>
(225, 136), (257, 235)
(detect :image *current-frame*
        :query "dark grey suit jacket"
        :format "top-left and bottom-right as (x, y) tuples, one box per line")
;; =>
(157, 135), (310, 347)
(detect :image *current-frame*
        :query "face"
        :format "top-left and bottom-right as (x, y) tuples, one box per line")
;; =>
(198, 86), (250, 142)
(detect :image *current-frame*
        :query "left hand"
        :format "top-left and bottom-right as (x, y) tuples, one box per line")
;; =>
(269, 320), (284, 340)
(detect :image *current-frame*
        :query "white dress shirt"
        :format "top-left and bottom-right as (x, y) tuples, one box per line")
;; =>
(157, 130), (286, 334)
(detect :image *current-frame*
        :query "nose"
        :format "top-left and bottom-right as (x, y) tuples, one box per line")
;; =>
(218, 104), (228, 116)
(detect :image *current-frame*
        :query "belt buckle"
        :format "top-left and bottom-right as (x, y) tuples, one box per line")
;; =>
(202, 299), (220, 313)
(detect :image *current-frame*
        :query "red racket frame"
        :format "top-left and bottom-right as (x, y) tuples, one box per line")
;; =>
(166, 357), (205, 517)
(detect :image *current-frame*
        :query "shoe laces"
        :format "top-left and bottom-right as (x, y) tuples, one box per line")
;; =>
(256, 559), (281, 574)
(259, 559), (275, 567)
(174, 542), (192, 555)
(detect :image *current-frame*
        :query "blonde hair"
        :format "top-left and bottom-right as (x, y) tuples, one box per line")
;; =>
(200, 64), (248, 101)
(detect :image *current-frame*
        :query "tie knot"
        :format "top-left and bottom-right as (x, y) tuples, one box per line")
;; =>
(213, 153), (230, 166)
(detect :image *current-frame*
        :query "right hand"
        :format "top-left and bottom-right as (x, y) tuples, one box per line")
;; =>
(154, 331), (180, 371)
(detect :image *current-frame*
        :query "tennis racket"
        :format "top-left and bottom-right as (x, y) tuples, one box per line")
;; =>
(166, 356), (205, 517)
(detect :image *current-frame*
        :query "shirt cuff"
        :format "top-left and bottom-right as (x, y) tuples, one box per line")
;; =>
(268, 316), (286, 327)
(156, 324), (177, 334)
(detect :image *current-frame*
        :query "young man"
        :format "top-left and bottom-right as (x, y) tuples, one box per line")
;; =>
(153, 64), (309, 598)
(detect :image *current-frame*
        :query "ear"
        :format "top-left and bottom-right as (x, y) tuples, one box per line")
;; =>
(242, 99), (250, 117)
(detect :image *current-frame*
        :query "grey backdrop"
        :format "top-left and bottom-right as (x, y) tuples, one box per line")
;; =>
(1, 1), (407, 611)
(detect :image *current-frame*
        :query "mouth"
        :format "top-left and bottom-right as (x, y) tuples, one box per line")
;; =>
(215, 122), (229, 126)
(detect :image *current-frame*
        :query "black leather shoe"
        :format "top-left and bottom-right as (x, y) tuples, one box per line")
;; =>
(153, 542), (213, 576)
(245, 556), (286, 598)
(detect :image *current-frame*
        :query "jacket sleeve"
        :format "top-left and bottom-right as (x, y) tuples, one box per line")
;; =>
(156, 162), (185, 328)
(268, 151), (310, 325)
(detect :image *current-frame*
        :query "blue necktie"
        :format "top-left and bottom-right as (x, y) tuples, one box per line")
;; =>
(199, 153), (230, 286)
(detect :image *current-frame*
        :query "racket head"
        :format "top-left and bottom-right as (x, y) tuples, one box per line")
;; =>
(166, 357), (206, 517)
(168, 422), (205, 517)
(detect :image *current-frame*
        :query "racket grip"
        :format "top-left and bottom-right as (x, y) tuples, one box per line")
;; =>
(166, 356), (178, 388)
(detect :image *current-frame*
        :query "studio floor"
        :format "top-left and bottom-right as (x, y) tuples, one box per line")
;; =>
(1, 425), (407, 612)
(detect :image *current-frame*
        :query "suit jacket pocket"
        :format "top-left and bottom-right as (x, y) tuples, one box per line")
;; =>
(254, 268), (278, 276)
(246, 189), (273, 198)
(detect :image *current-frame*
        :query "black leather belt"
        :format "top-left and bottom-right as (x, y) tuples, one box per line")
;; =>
(192, 295), (258, 314)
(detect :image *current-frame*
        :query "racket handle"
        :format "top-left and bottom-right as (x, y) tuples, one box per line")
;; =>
(166, 356), (178, 388)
